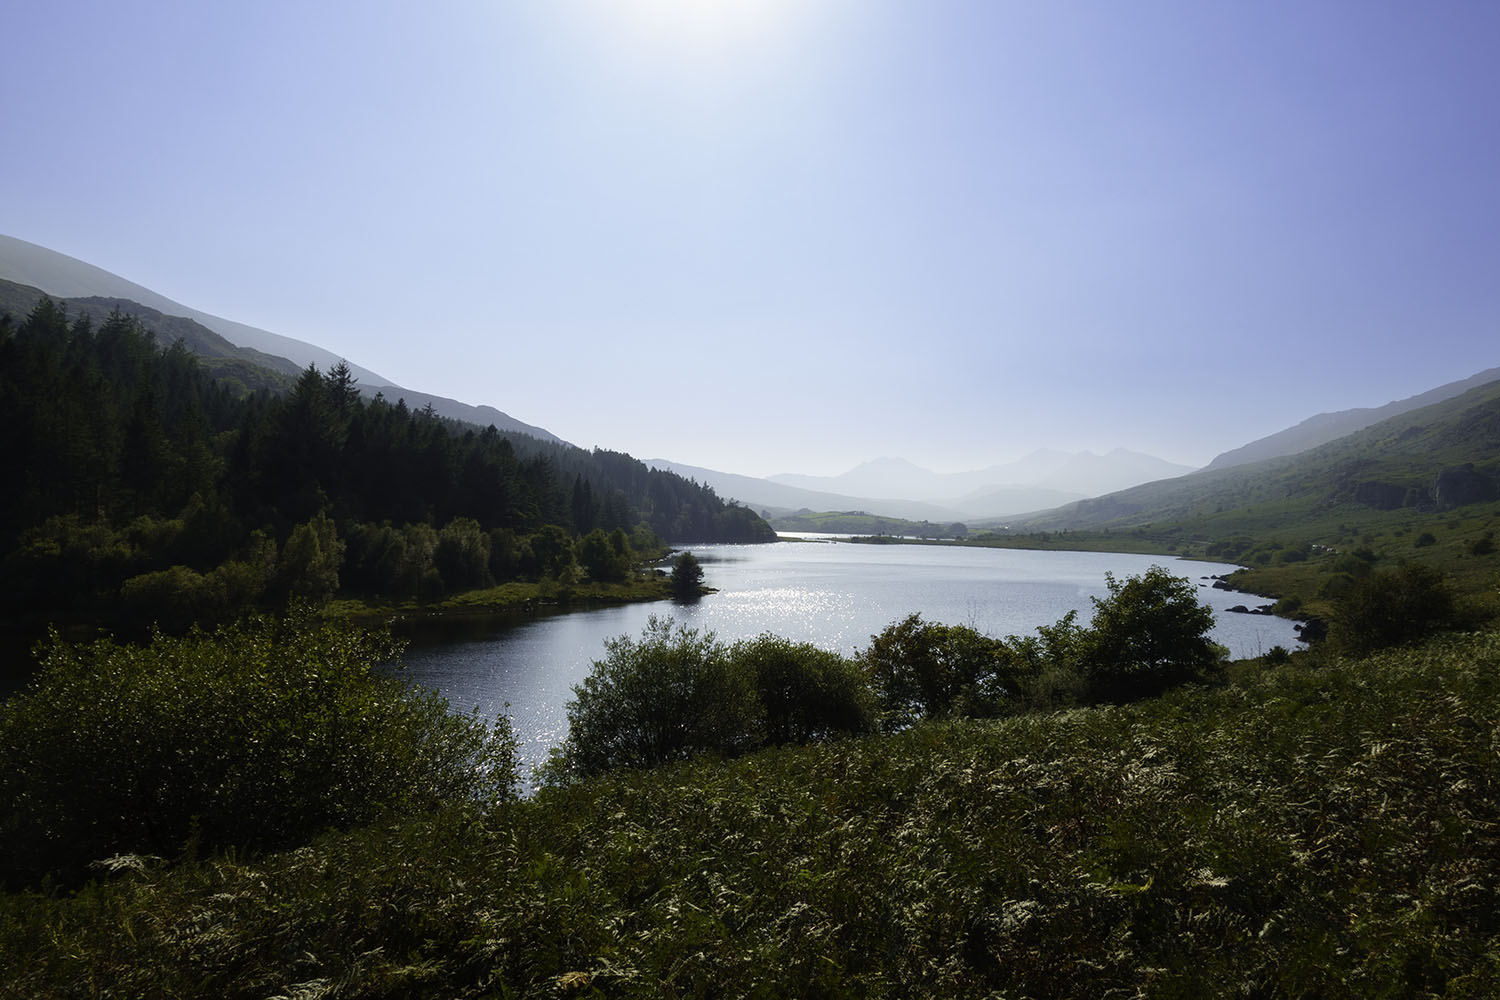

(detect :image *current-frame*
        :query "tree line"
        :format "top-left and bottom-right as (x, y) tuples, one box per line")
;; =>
(0, 297), (773, 627)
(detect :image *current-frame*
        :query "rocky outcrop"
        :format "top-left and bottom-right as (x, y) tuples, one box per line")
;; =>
(1295, 618), (1328, 644)
(1434, 465), (1497, 510)
(1353, 480), (1413, 510)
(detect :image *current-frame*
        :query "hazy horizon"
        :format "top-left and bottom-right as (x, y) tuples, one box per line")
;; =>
(5, 1), (1497, 478)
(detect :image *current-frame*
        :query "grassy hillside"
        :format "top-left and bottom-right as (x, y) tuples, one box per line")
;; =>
(1020, 374), (1500, 530)
(1021, 377), (1500, 536)
(1203, 365), (1500, 471)
(0, 277), (298, 395)
(4, 631), (1498, 997)
(974, 378), (1500, 617)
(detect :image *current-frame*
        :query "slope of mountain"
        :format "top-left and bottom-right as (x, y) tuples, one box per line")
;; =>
(0, 234), (561, 442)
(0, 277), (302, 395)
(0, 234), (394, 388)
(768, 450), (1194, 506)
(644, 460), (978, 522)
(1205, 366), (1500, 471)
(1017, 376), (1500, 534)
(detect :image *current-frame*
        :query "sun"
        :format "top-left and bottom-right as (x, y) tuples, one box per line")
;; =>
(593, 0), (805, 62)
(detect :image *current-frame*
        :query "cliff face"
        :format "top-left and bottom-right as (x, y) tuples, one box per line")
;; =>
(1435, 465), (1498, 510)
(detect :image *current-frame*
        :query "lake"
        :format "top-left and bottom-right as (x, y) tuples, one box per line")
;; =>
(397, 538), (1300, 773)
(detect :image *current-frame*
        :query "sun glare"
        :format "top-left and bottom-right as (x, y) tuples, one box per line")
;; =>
(591, 0), (806, 65)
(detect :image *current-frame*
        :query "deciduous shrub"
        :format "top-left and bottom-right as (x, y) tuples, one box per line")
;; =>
(1332, 562), (1458, 655)
(550, 619), (877, 782)
(553, 617), (761, 779)
(577, 528), (631, 582)
(859, 615), (1022, 729)
(0, 612), (518, 887)
(734, 634), (877, 744)
(1075, 567), (1223, 702)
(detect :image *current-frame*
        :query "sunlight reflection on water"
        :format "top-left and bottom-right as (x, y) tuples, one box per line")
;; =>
(397, 540), (1303, 776)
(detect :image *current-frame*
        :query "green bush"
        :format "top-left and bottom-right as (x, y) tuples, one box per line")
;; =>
(12, 633), (1500, 997)
(552, 617), (761, 780)
(734, 634), (877, 744)
(1332, 563), (1458, 655)
(670, 550), (704, 598)
(0, 612), (517, 887)
(1074, 566), (1222, 703)
(577, 528), (630, 582)
(859, 614), (1022, 729)
(550, 620), (878, 782)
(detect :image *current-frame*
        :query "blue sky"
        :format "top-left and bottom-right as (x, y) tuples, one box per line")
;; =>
(5, 1), (1497, 477)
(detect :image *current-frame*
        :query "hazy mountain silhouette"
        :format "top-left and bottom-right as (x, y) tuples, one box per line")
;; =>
(1018, 374), (1500, 532)
(644, 460), (979, 522)
(770, 449), (1194, 504)
(1205, 367), (1500, 471)
(0, 234), (561, 441)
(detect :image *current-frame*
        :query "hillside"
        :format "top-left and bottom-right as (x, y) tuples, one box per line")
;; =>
(0, 277), (299, 395)
(0, 301), (773, 643)
(1018, 376), (1500, 536)
(1204, 366), (1500, 471)
(646, 459), (981, 521)
(0, 234), (561, 442)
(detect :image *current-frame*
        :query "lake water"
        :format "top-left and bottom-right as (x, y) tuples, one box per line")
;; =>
(396, 538), (1300, 773)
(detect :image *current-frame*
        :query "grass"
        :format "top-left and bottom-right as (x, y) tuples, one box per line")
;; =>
(866, 499), (1500, 628)
(5, 631), (1500, 997)
(323, 573), (678, 626)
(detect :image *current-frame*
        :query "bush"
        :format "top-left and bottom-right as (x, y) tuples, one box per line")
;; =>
(860, 615), (1022, 729)
(0, 612), (517, 887)
(528, 525), (576, 581)
(550, 621), (878, 782)
(670, 550), (704, 599)
(1332, 563), (1458, 655)
(578, 528), (630, 582)
(553, 617), (760, 779)
(1413, 531), (1437, 548)
(734, 634), (876, 744)
(1075, 566), (1221, 702)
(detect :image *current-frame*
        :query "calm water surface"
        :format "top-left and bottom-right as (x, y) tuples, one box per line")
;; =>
(397, 539), (1300, 772)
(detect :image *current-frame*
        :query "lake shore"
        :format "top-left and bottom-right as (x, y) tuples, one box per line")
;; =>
(323, 573), (688, 629)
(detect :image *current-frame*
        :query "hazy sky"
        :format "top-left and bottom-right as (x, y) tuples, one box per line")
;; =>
(5, 1), (1497, 476)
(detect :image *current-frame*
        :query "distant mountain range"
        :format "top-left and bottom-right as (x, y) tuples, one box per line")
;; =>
(0, 234), (560, 442)
(7, 233), (1494, 532)
(770, 450), (1195, 504)
(645, 460), (995, 522)
(648, 449), (1193, 522)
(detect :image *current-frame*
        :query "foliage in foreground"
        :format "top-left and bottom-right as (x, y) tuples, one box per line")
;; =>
(863, 565), (1223, 728)
(553, 567), (1224, 781)
(1331, 561), (1462, 655)
(0, 613), (518, 888)
(4, 631), (1498, 997)
(548, 617), (877, 781)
